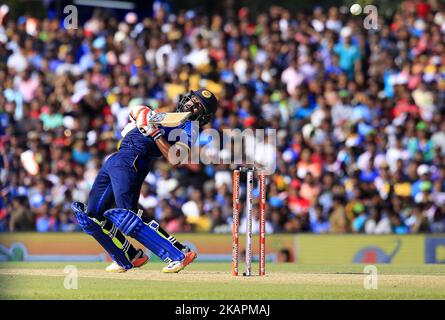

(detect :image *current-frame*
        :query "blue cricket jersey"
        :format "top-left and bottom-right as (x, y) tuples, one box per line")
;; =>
(118, 121), (198, 159)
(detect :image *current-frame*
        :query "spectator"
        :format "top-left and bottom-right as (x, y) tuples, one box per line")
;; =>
(9, 196), (34, 231)
(333, 31), (361, 79)
(365, 210), (392, 234)
(310, 204), (330, 234)
(1, 3), (444, 236)
(329, 196), (349, 233)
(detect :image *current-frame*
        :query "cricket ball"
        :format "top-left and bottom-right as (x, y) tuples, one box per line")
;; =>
(350, 4), (362, 16)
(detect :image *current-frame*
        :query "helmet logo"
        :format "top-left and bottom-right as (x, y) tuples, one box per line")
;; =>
(201, 90), (212, 99)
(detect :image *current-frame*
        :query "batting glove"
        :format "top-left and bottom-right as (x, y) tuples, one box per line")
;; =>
(136, 108), (163, 141)
(129, 105), (149, 123)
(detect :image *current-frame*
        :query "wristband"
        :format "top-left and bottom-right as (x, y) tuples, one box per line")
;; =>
(150, 128), (163, 141)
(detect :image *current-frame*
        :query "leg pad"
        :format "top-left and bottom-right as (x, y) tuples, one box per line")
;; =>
(72, 202), (133, 270)
(104, 208), (184, 262)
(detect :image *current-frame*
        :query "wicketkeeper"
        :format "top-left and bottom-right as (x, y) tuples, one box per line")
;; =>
(72, 89), (217, 273)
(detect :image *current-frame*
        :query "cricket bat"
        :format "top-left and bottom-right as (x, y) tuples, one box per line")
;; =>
(148, 112), (192, 127)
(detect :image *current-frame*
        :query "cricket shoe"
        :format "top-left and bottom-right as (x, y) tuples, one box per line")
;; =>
(105, 249), (149, 273)
(162, 250), (197, 273)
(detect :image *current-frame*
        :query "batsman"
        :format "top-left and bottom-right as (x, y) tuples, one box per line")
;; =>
(72, 89), (217, 273)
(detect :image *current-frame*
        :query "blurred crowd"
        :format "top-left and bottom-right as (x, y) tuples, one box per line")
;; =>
(1, 0), (445, 235)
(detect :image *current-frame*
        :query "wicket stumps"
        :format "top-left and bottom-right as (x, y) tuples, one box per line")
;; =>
(232, 169), (240, 276)
(232, 167), (266, 277)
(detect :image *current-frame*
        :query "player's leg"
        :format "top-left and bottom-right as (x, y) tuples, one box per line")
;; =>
(101, 218), (149, 273)
(73, 164), (147, 272)
(106, 166), (196, 271)
(134, 210), (197, 273)
(86, 170), (148, 272)
(132, 173), (196, 273)
(143, 214), (189, 253)
(130, 162), (191, 254)
(104, 207), (197, 272)
(72, 201), (134, 271)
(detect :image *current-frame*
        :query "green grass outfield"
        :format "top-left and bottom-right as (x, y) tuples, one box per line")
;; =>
(0, 262), (445, 300)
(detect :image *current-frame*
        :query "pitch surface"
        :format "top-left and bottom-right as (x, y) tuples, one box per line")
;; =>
(1, 262), (444, 299)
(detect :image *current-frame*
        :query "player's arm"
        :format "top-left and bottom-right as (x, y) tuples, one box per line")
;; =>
(135, 108), (190, 166)
(154, 137), (190, 167)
